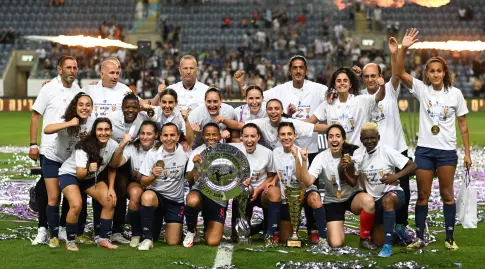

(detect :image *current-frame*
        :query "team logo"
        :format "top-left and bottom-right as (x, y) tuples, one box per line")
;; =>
(112, 105), (116, 111)
(379, 171), (384, 177)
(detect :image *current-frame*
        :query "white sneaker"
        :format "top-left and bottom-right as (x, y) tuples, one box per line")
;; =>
(58, 226), (67, 241)
(111, 233), (130, 244)
(32, 227), (48, 245)
(94, 235), (100, 244)
(193, 230), (201, 243)
(183, 231), (196, 248)
(137, 239), (153, 251)
(130, 236), (141, 248)
(317, 238), (330, 248)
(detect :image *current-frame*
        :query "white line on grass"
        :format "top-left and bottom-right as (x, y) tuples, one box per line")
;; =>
(213, 242), (234, 268)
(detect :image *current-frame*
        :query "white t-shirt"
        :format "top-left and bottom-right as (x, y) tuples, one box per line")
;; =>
(58, 138), (119, 178)
(32, 76), (83, 154)
(122, 144), (150, 181)
(409, 78), (469, 150)
(246, 118), (314, 150)
(309, 149), (361, 204)
(234, 102), (267, 122)
(139, 144), (189, 203)
(264, 80), (326, 153)
(107, 110), (149, 143)
(353, 144), (407, 200)
(229, 143), (275, 188)
(83, 81), (132, 119)
(168, 80), (209, 111)
(313, 94), (376, 146)
(272, 146), (315, 202)
(363, 82), (407, 152)
(152, 106), (186, 135)
(188, 103), (238, 147)
(43, 119), (94, 163)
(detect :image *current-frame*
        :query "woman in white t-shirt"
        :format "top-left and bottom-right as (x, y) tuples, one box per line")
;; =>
(228, 123), (279, 246)
(42, 92), (93, 248)
(188, 88), (238, 147)
(151, 88), (194, 149)
(301, 124), (378, 250)
(271, 122), (324, 245)
(395, 29), (472, 251)
(220, 99), (326, 150)
(348, 122), (417, 257)
(111, 120), (160, 248)
(307, 67), (385, 146)
(137, 123), (190, 250)
(233, 85), (267, 123)
(58, 118), (119, 251)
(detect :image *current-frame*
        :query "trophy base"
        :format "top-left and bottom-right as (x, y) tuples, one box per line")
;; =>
(286, 240), (302, 248)
(238, 237), (251, 245)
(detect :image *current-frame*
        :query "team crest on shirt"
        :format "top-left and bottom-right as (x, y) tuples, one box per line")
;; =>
(331, 175), (337, 187)
(112, 105), (117, 111)
(94, 106), (98, 111)
(379, 170), (384, 177)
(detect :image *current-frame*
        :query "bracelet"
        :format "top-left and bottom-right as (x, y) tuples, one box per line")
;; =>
(241, 84), (248, 89)
(30, 145), (39, 149)
(30, 142), (37, 146)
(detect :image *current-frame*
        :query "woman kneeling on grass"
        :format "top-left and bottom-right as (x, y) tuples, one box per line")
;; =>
(58, 117), (119, 251)
(111, 120), (160, 248)
(301, 124), (378, 250)
(137, 123), (190, 250)
(345, 122), (417, 257)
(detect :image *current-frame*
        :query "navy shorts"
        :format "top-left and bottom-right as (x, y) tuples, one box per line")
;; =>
(194, 190), (227, 225)
(153, 191), (184, 224)
(323, 191), (363, 222)
(41, 157), (62, 179)
(414, 146), (458, 170)
(59, 174), (96, 192)
(375, 190), (405, 225)
(280, 189), (320, 221)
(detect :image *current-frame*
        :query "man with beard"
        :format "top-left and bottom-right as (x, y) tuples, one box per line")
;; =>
(152, 55), (209, 111)
(29, 56), (84, 245)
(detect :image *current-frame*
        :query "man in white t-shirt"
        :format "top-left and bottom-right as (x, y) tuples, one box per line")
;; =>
(29, 56), (83, 245)
(235, 55), (327, 163)
(359, 45), (411, 240)
(152, 55), (209, 111)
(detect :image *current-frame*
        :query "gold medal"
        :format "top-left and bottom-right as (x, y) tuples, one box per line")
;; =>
(337, 190), (342, 200)
(155, 160), (165, 168)
(431, 125), (440, 135)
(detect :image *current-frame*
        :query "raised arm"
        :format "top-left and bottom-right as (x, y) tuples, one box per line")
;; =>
(181, 109), (195, 146)
(388, 37), (400, 90)
(233, 70), (248, 97)
(396, 28), (419, 89)
(374, 76), (386, 102)
(151, 80), (166, 106)
(44, 117), (79, 134)
(111, 134), (131, 168)
(299, 148), (316, 188)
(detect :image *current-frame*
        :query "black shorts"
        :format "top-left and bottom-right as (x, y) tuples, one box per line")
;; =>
(194, 190), (227, 225)
(153, 191), (184, 224)
(280, 189), (320, 221)
(41, 157), (62, 179)
(323, 191), (362, 222)
(374, 190), (405, 225)
(59, 174), (96, 192)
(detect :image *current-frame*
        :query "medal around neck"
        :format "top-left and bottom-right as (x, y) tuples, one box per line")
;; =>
(431, 125), (440, 135)
(197, 144), (250, 202)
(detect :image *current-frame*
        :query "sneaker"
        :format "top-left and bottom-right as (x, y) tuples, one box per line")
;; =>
(137, 239), (153, 251)
(48, 237), (60, 248)
(445, 239), (459, 251)
(130, 236), (141, 248)
(66, 240), (79, 251)
(317, 238), (330, 248)
(378, 244), (393, 257)
(407, 237), (426, 249)
(97, 238), (119, 249)
(194, 229), (201, 243)
(58, 226), (67, 241)
(310, 230), (320, 244)
(111, 233), (130, 244)
(32, 227), (48, 245)
(264, 234), (277, 248)
(360, 238), (378, 250)
(395, 224), (412, 244)
(94, 235), (100, 244)
(76, 234), (94, 245)
(183, 231), (196, 248)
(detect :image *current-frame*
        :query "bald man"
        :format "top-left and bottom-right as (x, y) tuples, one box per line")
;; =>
(360, 54), (411, 240)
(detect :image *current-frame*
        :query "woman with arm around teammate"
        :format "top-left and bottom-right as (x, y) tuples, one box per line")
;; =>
(395, 29), (472, 250)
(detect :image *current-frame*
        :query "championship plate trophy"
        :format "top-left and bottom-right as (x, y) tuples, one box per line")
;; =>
(234, 183), (254, 244)
(285, 185), (303, 247)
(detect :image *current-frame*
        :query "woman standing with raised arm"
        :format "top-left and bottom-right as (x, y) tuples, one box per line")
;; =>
(394, 29), (472, 250)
